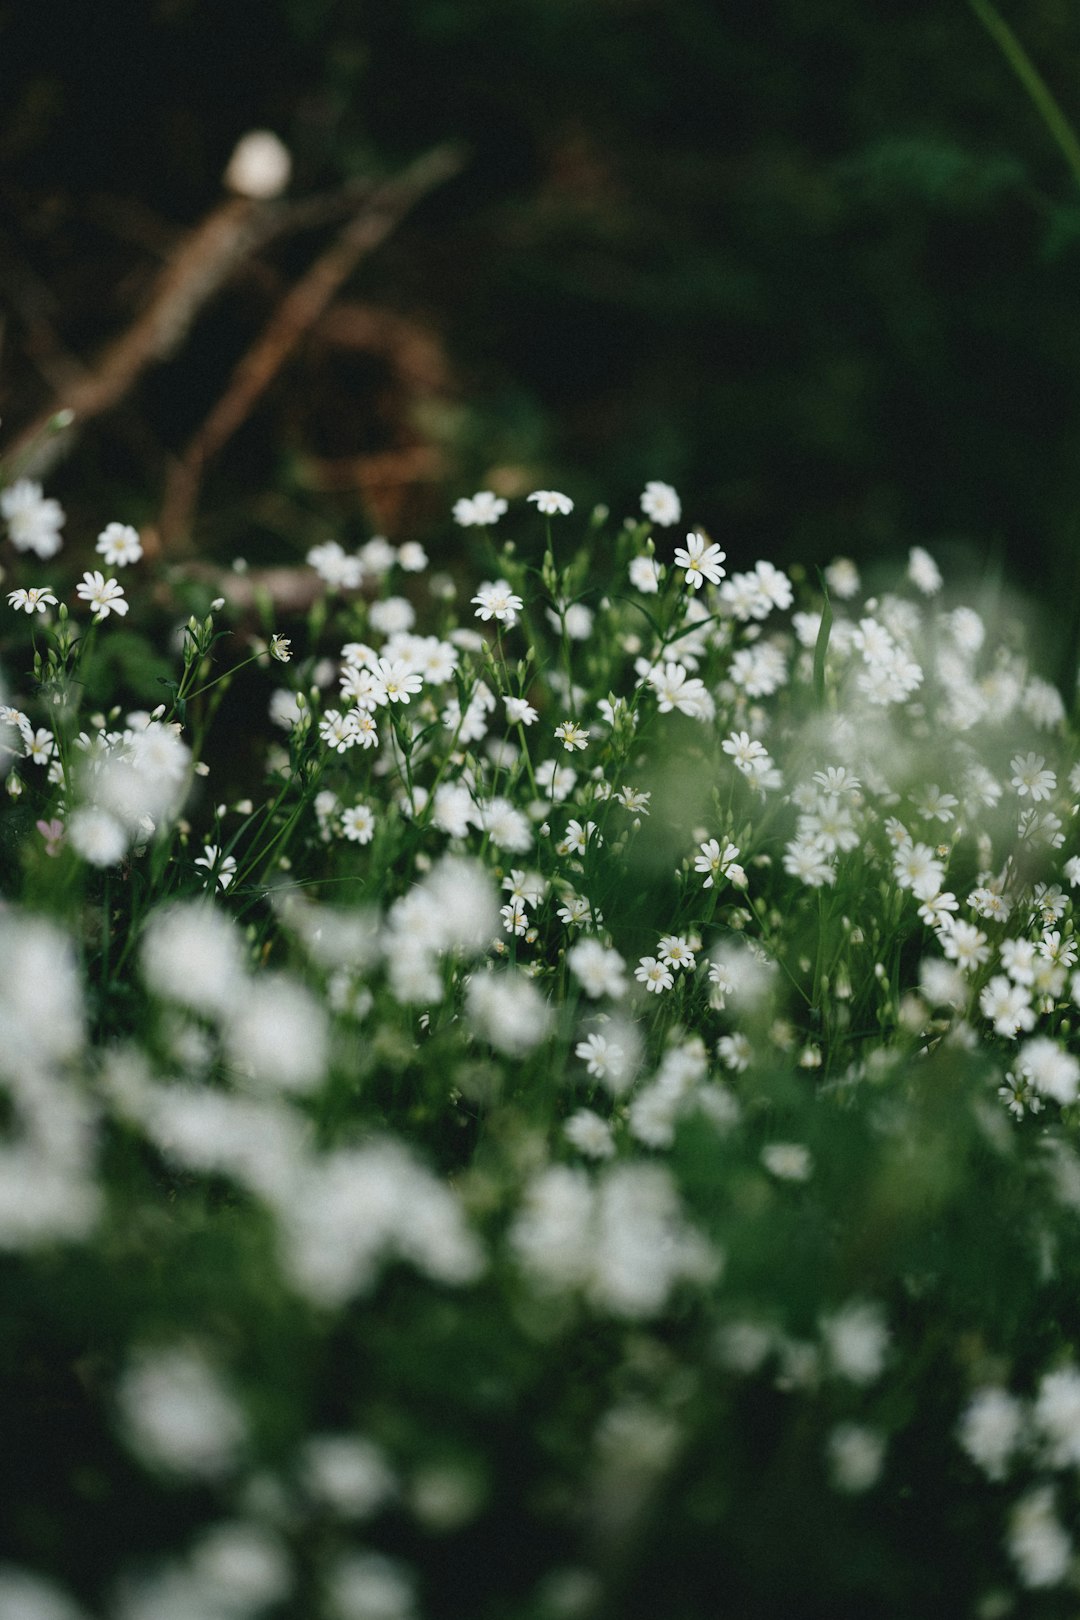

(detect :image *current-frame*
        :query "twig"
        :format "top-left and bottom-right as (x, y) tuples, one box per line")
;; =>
(160, 143), (466, 547)
(0, 171), (415, 482)
(4, 197), (269, 479)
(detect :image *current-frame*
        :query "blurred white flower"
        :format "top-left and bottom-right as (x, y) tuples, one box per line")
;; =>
(95, 522), (142, 567)
(117, 1346), (246, 1480)
(224, 129), (292, 198)
(1, 479), (65, 558)
(640, 479), (681, 526)
(527, 489), (574, 515)
(141, 901), (247, 1018)
(453, 490), (507, 527)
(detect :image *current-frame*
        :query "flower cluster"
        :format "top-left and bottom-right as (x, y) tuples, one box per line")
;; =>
(3, 476), (1080, 1616)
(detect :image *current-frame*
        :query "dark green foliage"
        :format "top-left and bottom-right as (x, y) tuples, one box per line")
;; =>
(4, 1), (1080, 604)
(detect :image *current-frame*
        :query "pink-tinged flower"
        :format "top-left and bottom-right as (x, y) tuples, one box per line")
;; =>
(75, 570), (128, 620)
(36, 817), (64, 856)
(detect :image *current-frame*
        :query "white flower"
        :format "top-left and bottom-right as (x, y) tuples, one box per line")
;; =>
(730, 641), (788, 697)
(673, 531), (726, 589)
(504, 695), (538, 726)
(574, 1031), (627, 1083)
(225, 974), (329, 1093)
(1017, 1036), (1080, 1105)
(500, 898), (529, 936)
(567, 939), (627, 1000)
(341, 804), (376, 844)
(466, 969), (554, 1055)
(75, 570), (128, 620)
(537, 758), (578, 801)
(657, 934), (696, 971)
(782, 835), (835, 888)
(118, 1345), (246, 1480)
(820, 1300), (890, 1385)
(752, 559), (793, 611)
(827, 1424), (885, 1494)
(694, 838), (745, 889)
(471, 579), (523, 623)
(373, 657), (424, 705)
(1007, 1485), (1072, 1589)
(648, 661), (713, 718)
(393, 540), (426, 574)
(628, 555), (660, 593)
(368, 595), (415, 636)
(480, 797), (532, 852)
(453, 490), (508, 527)
(892, 841), (945, 901)
(269, 688), (304, 730)
(940, 920), (990, 971)
(916, 890), (958, 929)
(194, 843), (237, 890)
(140, 901), (248, 1017)
(527, 489), (574, 515)
(554, 719), (589, 751)
(68, 806), (128, 867)
(1, 479), (65, 558)
(95, 522), (143, 566)
(560, 602), (594, 639)
(556, 817), (599, 856)
(907, 545), (942, 595)
(564, 1108), (615, 1159)
(326, 1552), (416, 1620)
(7, 587), (58, 614)
(0, 914), (85, 1068)
(0, 1568), (88, 1620)
(1010, 752), (1056, 802)
(716, 1032), (750, 1071)
(510, 1161), (713, 1318)
(979, 976), (1035, 1038)
(224, 128), (292, 197)
(823, 556), (860, 598)
(307, 541), (363, 589)
(635, 955), (674, 995)
(958, 1386), (1025, 1481)
(503, 868), (547, 904)
(911, 783), (958, 823)
(301, 1434), (396, 1519)
(22, 727), (55, 766)
(761, 1142), (812, 1181)
(640, 480), (681, 526)
(615, 785), (651, 815)
(722, 729), (768, 773)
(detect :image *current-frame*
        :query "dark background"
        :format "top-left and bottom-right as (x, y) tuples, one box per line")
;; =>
(3, 0), (1080, 636)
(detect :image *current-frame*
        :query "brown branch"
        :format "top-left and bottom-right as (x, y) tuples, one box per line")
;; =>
(5, 197), (269, 479)
(0, 174), (400, 481)
(160, 141), (466, 549)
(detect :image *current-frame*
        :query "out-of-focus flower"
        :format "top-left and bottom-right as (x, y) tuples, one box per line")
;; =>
(224, 129), (292, 198)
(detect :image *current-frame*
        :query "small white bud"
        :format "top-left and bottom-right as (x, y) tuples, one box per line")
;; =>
(224, 130), (292, 199)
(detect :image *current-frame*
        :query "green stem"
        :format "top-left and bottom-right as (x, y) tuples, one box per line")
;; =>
(969, 0), (1080, 192)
